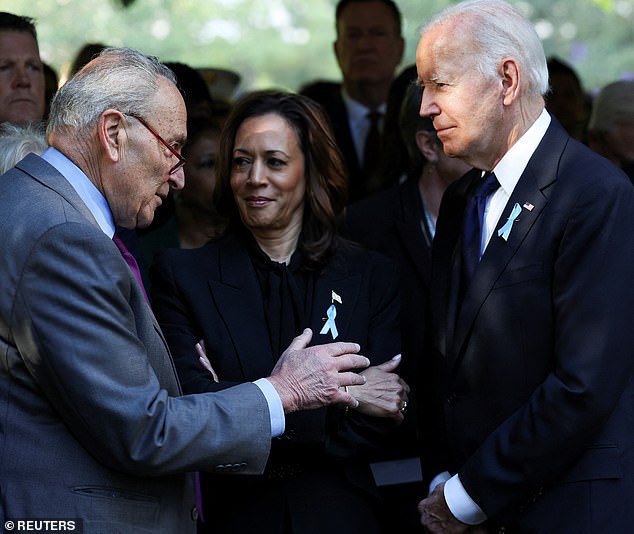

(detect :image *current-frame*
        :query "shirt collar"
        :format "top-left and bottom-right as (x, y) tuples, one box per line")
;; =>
(341, 87), (386, 124)
(41, 146), (115, 238)
(492, 108), (551, 196)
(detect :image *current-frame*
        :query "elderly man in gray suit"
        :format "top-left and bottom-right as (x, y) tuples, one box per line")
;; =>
(0, 48), (375, 533)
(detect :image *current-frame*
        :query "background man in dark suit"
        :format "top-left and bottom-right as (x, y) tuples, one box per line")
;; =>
(0, 47), (369, 532)
(302, 0), (404, 202)
(415, 1), (634, 532)
(0, 12), (45, 124)
(343, 81), (471, 532)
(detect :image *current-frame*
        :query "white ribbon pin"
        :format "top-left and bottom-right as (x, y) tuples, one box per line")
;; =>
(497, 202), (523, 241)
(320, 291), (341, 340)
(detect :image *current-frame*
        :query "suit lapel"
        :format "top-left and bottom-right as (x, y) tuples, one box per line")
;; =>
(210, 236), (276, 377)
(327, 95), (361, 172)
(432, 169), (479, 357)
(449, 121), (565, 366)
(395, 178), (432, 287)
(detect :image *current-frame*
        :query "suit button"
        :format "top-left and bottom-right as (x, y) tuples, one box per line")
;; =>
(191, 507), (199, 521)
(446, 393), (457, 405)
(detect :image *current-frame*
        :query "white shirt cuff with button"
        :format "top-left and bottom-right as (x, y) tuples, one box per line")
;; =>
(253, 378), (285, 437)
(444, 473), (487, 525)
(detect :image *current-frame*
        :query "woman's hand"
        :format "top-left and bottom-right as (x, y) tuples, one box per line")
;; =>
(347, 354), (410, 423)
(195, 339), (219, 382)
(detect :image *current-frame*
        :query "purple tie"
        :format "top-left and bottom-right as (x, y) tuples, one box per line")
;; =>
(112, 233), (149, 305)
(113, 233), (205, 521)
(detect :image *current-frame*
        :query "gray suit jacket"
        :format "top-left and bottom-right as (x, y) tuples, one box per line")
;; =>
(0, 154), (271, 533)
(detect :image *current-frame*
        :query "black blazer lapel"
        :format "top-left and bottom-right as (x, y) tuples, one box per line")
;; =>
(395, 177), (432, 287)
(210, 236), (276, 377)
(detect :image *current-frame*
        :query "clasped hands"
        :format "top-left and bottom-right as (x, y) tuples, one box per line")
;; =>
(196, 328), (408, 418)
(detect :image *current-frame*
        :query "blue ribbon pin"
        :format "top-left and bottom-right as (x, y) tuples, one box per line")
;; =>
(320, 304), (339, 339)
(497, 202), (522, 241)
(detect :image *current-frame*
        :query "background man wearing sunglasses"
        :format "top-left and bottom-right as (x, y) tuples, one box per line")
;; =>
(0, 48), (370, 532)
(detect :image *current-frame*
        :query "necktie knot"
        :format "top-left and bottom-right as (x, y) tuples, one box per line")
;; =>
(475, 171), (500, 201)
(367, 109), (381, 125)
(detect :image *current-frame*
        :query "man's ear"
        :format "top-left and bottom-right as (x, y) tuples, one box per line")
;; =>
(98, 109), (126, 164)
(500, 58), (520, 106)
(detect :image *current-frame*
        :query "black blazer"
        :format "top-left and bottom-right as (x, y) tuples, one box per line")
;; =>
(429, 118), (634, 531)
(150, 232), (401, 533)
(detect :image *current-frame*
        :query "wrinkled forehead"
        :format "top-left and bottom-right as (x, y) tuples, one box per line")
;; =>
(151, 77), (188, 136)
(0, 30), (40, 57)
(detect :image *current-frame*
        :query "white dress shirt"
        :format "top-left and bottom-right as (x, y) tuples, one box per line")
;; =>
(341, 89), (386, 164)
(40, 147), (286, 437)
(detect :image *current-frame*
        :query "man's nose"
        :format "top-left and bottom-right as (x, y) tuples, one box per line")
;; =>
(419, 91), (439, 119)
(12, 65), (32, 88)
(169, 166), (185, 190)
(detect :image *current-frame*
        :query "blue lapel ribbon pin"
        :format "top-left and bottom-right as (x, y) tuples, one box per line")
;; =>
(320, 291), (341, 339)
(497, 202), (523, 241)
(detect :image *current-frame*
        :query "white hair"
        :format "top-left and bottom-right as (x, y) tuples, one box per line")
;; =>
(588, 80), (634, 132)
(46, 47), (177, 137)
(421, 0), (549, 97)
(0, 121), (47, 174)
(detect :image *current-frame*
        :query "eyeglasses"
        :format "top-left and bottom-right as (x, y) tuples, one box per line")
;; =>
(128, 114), (186, 175)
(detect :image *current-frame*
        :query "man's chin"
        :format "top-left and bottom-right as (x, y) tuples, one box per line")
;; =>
(4, 105), (44, 124)
(135, 215), (154, 230)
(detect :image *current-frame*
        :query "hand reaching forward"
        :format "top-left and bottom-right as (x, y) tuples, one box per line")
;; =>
(267, 328), (369, 413)
(348, 354), (410, 422)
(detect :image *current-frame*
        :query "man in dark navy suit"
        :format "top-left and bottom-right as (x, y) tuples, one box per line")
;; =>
(415, 1), (634, 533)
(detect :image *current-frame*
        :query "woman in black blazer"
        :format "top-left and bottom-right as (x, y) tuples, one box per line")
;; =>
(151, 91), (408, 534)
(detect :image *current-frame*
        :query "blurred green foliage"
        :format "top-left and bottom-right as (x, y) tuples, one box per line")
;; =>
(6, 0), (634, 95)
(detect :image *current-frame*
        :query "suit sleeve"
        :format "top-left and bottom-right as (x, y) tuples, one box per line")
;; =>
(12, 223), (271, 476)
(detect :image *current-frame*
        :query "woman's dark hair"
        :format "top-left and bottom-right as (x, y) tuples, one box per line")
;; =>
(215, 90), (348, 271)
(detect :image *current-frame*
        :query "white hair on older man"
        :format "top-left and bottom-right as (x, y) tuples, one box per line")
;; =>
(0, 121), (47, 174)
(46, 47), (177, 137)
(420, 0), (549, 98)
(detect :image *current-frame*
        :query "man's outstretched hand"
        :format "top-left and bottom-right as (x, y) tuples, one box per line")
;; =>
(267, 328), (369, 413)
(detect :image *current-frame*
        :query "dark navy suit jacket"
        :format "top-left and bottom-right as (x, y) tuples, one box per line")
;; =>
(429, 118), (634, 531)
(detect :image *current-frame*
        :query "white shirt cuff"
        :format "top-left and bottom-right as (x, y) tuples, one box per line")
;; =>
(253, 378), (285, 437)
(444, 474), (487, 525)
(429, 470), (451, 494)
